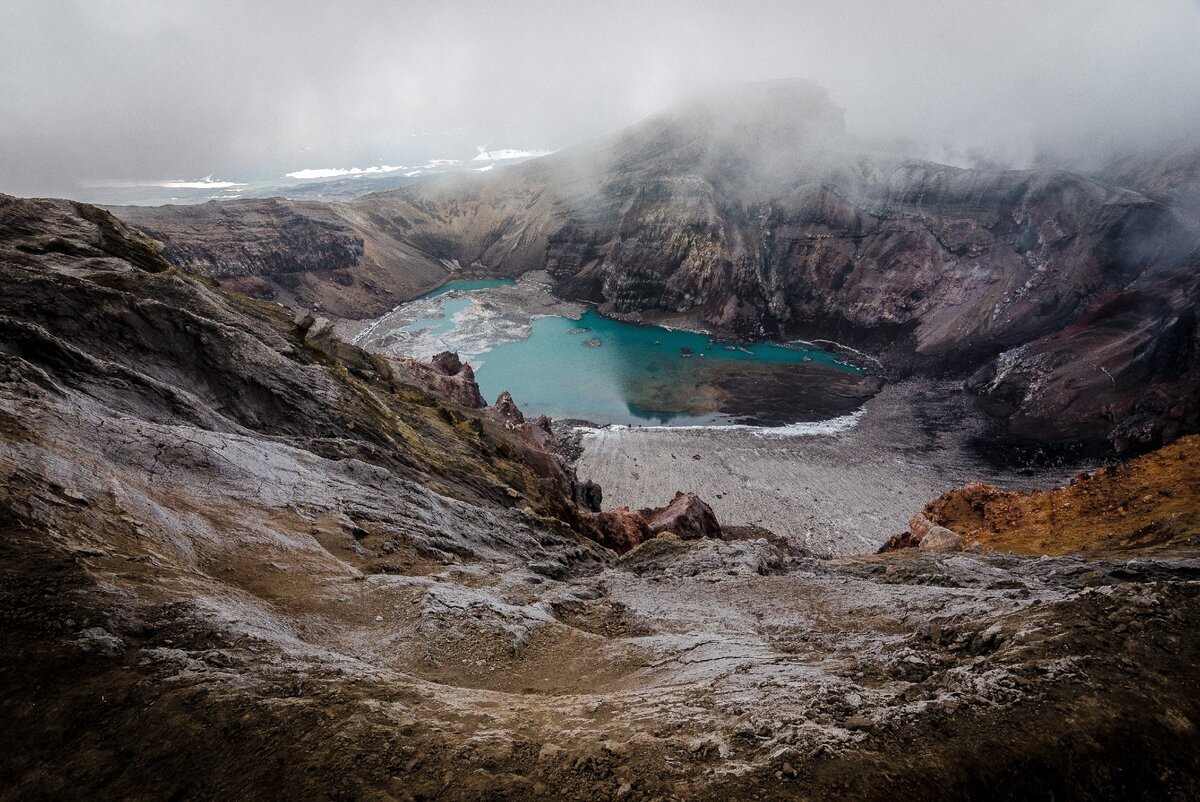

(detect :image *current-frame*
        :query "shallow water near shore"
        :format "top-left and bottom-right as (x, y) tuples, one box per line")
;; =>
(353, 275), (872, 426)
(474, 309), (865, 425)
(419, 277), (517, 298)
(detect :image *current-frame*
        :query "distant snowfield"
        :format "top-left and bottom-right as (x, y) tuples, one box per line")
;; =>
(83, 147), (554, 205)
(473, 147), (555, 162)
(284, 165), (405, 180)
(156, 177), (246, 189)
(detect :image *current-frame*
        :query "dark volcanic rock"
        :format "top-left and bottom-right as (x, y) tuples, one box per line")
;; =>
(400, 350), (487, 409)
(490, 390), (525, 423)
(968, 252), (1200, 451)
(112, 197), (448, 317)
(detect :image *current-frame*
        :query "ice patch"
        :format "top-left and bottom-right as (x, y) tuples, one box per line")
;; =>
(575, 409), (866, 439)
(353, 292), (535, 365)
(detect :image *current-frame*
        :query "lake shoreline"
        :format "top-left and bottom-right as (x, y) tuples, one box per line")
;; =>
(337, 270), (877, 426)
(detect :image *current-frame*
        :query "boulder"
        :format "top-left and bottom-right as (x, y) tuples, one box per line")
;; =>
(303, 316), (335, 347)
(641, 491), (722, 541)
(909, 513), (937, 541)
(293, 309), (316, 332)
(573, 479), (603, 513)
(590, 507), (650, 554)
(880, 513), (963, 552)
(918, 525), (964, 552)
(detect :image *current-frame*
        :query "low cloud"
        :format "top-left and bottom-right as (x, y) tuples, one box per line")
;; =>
(2, 0), (1199, 198)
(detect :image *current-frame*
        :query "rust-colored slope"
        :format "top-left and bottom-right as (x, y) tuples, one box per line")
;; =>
(922, 435), (1200, 555)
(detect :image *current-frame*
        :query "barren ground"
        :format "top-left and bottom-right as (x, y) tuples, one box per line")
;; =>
(574, 381), (1091, 556)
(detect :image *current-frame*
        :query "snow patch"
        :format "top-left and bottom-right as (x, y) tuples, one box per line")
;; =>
(284, 165), (405, 180)
(473, 147), (555, 162)
(576, 409), (866, 439)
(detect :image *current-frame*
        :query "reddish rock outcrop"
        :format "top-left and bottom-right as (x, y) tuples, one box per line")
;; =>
(588, 507), (650, 554)
(400, 351), (486, 409)
(489, 391), (525, 424)
(642, 491), (722, 542)
(590, 491), (723, 554)
(886, 434), (1200, 556)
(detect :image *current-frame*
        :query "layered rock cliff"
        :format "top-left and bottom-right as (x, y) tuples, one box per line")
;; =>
(968, 249), (1200, 451)
(114, 196), (449, 318)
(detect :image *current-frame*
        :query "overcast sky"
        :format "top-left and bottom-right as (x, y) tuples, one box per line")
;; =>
(2, 0), (1199, 198)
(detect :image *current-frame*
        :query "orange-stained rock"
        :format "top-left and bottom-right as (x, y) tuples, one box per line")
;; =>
(917, 435), (1200, 555)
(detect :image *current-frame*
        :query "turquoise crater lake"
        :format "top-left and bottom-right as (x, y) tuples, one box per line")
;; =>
(380, 278), (878, 427)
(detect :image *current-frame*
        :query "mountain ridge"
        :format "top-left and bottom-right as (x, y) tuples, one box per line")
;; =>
(113, 80), (1200, 452)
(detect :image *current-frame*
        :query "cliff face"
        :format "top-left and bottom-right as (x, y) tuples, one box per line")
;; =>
(113, 197), (449, 318)
(968, 253), (1200, 451)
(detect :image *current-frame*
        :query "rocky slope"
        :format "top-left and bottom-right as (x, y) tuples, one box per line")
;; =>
(968, 248), (1200, 451)
(113, 196), (450, 318)
(1096, 142), (1200, 218)
(111, 81), (1200, 452)
(5, 195), (1200, 800)
(898, 433), (1200, 556)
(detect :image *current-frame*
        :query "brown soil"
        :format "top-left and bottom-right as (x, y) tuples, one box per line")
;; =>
(924, 434), (1200, 555)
